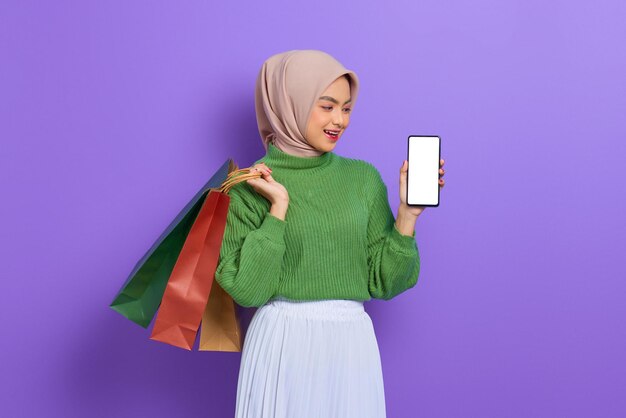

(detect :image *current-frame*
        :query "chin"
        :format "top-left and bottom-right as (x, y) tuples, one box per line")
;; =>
(317, 141), (337, 153)
(308, 134), (340, 153)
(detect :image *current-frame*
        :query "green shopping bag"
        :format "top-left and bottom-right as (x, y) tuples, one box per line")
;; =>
(109, 158), (234, 328)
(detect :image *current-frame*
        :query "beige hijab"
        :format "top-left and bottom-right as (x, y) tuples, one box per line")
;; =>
(254, 50), (360, 157)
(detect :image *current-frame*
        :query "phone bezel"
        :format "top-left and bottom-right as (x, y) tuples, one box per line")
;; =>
(406, 135), (441, 207)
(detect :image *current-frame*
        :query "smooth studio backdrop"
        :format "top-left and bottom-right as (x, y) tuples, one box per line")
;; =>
(1, 1), (625, 417)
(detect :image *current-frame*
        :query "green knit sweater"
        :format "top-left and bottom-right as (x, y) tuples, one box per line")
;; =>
(214, 143), (420, 307)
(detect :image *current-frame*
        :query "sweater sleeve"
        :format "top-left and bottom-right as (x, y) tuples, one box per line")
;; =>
(366, 165), (421, 300)
(214, 184), (287, 307)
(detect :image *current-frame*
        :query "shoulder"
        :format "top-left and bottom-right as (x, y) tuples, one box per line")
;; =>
(334, 155), (386, 206)
(334, 154), (380, 179)
(336, 155), (384, 188)
(226, 176), (268, 219)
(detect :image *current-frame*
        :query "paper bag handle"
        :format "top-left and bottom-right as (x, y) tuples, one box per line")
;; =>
(217, 167), (263, 195)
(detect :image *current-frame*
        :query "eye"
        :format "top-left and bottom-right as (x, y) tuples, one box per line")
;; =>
(321, 106), (333, 110)
(343, 108), (352, 113)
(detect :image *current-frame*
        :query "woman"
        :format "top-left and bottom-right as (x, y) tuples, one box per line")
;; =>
(215, 49), (446, 418)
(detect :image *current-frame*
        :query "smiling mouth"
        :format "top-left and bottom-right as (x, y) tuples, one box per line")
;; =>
(324, 129), (340, 140)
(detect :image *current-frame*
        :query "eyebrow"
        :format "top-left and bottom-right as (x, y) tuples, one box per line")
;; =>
(318, 96), (352, 105)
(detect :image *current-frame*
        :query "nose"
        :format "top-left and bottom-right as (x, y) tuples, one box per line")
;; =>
(332, 109), (345, 128)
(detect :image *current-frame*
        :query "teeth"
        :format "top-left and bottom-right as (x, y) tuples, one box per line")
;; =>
(325, 130), (339, 134)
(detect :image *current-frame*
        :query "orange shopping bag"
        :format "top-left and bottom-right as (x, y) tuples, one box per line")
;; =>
(198, 280), (242, 352)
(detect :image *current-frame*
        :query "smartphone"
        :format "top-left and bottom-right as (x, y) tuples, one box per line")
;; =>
(406, 135), (441, 207)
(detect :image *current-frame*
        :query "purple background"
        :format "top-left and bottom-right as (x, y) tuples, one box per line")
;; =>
(1, 1), (625, 417)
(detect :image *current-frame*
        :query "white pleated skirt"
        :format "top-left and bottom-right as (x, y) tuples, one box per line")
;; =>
(234, 297), (386, 418)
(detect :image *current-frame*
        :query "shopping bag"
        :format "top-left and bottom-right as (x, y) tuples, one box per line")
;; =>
(149, 163), (261, 351)
(198, 278), (242, 352)
(149, 188), (229, 349)
(109, 159), (233, 328)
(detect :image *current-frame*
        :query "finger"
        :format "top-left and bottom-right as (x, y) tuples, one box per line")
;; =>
(440, 159), (444, 166)
(252, 167), (271, 177)
(256, 167), (273, 180)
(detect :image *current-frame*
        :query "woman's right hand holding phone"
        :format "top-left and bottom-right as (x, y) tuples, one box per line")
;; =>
(246, 163), (289, 220)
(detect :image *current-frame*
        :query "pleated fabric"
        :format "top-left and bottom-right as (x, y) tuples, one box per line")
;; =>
(234, 297), (387, 418)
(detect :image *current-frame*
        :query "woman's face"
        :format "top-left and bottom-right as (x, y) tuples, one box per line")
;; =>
(304, 75), (352, 153)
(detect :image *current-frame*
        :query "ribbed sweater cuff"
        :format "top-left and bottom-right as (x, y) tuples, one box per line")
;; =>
(258, 212), (287, 243)
(390, 223), (417, 254)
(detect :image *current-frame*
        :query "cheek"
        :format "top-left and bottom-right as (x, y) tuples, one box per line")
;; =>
(306, 113), (322, 138)
(308, 112), (325, 131)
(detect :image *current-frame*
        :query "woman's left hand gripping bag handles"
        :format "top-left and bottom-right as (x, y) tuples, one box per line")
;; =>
(109, 158), (244, 352)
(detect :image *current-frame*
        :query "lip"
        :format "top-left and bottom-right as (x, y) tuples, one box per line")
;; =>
(324, 130), (340, 141)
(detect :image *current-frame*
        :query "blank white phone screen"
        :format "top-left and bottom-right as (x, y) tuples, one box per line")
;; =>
(407, 136), (440, 206)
